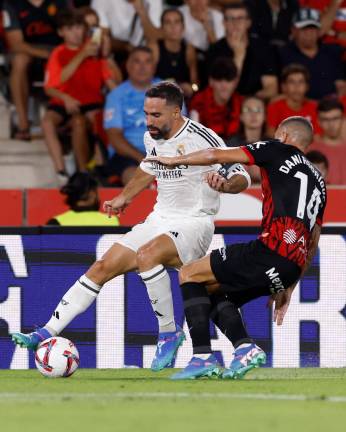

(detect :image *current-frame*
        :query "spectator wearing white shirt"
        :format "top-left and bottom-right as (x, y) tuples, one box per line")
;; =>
(91, 0), (163, 52)
(179, 0), (224, 85)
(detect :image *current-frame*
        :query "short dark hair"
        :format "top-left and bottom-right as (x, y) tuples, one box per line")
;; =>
(57, 9), (85, 29)
(209, 57), (238, 81)
(281, 63), (310, 83)
(306, 150), (329, 169)
(61, 172), (98, 207)
(161, 8), (184, 26)
(279, 116), (314, 147)
(145, 81), (184, 109)
(128, 46), (153, 58)
(317, 96), (344, 113)
(224, 2), (251, 19)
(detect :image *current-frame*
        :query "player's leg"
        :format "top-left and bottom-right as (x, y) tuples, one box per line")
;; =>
(171, 255), (222, 379)
(209, 291), (266, 379)
(137, 234), (185, 371)
(11, 243), (137, 350)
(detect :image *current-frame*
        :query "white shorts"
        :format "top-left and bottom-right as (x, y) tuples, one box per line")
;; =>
(116, 212), (214, 264)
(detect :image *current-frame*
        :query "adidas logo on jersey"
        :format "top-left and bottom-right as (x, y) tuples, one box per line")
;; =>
(169, 231), (179, 238)
(283, 229), (297, 244)
(150, 147), (157, 156)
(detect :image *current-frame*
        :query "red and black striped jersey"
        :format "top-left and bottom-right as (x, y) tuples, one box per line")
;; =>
(241, 139), (327, 268)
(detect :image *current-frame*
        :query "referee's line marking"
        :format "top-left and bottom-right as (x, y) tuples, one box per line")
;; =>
(0, 392), (345, 403)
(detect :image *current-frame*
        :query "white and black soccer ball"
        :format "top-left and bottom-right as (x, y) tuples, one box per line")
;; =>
(35, 337), (80, 378)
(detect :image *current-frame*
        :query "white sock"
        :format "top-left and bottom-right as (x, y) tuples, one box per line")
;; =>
(140, 265), (176, 333)
(44, 274), (102, 335)
(194, 353), (211, 360)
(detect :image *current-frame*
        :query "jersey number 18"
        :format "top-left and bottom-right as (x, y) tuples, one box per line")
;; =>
(294, 171), (322, 230)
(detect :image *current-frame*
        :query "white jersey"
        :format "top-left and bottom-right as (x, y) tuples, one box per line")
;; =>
(140, 118), (249, 218)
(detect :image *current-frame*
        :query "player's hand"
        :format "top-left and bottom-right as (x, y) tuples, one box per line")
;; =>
(103, 195), (130, 217)
(205, 171), (227, 192)
(268, 286), (294, 326)
(64, 96), (81, 114)
(143, 156), (179, 167)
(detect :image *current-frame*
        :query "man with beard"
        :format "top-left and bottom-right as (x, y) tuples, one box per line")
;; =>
(11, 81), (251, 372)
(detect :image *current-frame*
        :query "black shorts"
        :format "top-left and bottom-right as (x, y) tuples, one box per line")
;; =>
(210, 240), (301, 306)
(47, 103), (103, 122)
(107, 154), (139, 177)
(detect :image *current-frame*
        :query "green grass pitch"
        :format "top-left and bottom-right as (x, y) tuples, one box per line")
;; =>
(1, 368), (346, 432)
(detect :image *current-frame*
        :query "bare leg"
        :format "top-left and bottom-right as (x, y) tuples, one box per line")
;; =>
(41, 110), (65, 172)
(70, 113), (89, 171)
(10, 53), (31, 133)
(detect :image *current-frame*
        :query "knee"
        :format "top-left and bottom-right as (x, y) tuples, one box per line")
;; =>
(137, 243), (159, 271)
(178, 264), (195, 285)
(11, 53), (31, 72)
(71, 114), (86, 129)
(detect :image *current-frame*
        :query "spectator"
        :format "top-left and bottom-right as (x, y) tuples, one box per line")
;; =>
(47, 172), (119, 225)
(104, 46), (159, 185)
(3, 0), (69, 141)
(310, 96), (346, 184)
(247, 0), (299, 47)
(279, 7), (346, 99)
(178, 0), (225, 86)
(79, 6), (122, 84)
(178, 0), (225, 52)
(299, 0), (346, 49)
(306, 149), (329, 179)
(90, 0), (163, 52)
(189, 57), (241, 140)
(148, 8), (198, 99)
(267, 63), (319, 137)
(207, 2), (279, 99)
(42, 9), (116, 185)
(227, 95), (269, 183)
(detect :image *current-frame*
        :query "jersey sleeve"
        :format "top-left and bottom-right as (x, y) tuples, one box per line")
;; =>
(104, 89), (123, 130)
(139, 132), (155, 175)
(2, 1), (20, 31)
(241, 140), (279, 167)
(217, 163), (251, 188)
(316, 183), (327, 226)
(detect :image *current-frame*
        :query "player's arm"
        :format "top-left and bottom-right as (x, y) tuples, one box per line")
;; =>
(207, 163), (251, 194)
(103, 167), (155, 217)
(144, 147), (250, 167)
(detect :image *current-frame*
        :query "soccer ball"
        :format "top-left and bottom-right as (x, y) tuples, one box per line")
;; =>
(35, 337), (80, 378)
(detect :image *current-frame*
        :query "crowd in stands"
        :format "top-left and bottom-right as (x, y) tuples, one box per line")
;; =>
(0, 0), (346, 187)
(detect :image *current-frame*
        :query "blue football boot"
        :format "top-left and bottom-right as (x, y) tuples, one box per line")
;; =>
(11, 328), (52, 351)
(171, 354), (221, 380)
(151, 325), (186, 371)
(222, 343), (266, 379)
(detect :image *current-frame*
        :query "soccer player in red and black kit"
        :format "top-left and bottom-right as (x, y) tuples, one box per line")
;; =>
(145, 116), (327, 380)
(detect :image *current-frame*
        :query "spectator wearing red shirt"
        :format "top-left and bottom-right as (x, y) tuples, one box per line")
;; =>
(42, 9), (115, 185)
(267, 63), (319, 136)
(189, 57), (241, 140)
(310, 96), (346, 184)
(3, 0), (69, 140)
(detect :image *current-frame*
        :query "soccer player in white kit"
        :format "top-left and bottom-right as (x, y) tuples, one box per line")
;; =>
(12, 82), (250, 370)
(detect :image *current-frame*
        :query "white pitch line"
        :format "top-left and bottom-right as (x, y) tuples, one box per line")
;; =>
(0, 392), (345, 403)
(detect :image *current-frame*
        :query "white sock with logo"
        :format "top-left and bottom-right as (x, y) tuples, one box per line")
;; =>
(44, 274), (102, 335)
(139, 265), (176, 333)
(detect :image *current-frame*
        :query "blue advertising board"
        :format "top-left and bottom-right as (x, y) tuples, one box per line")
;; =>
(0, 228), (345, 369)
